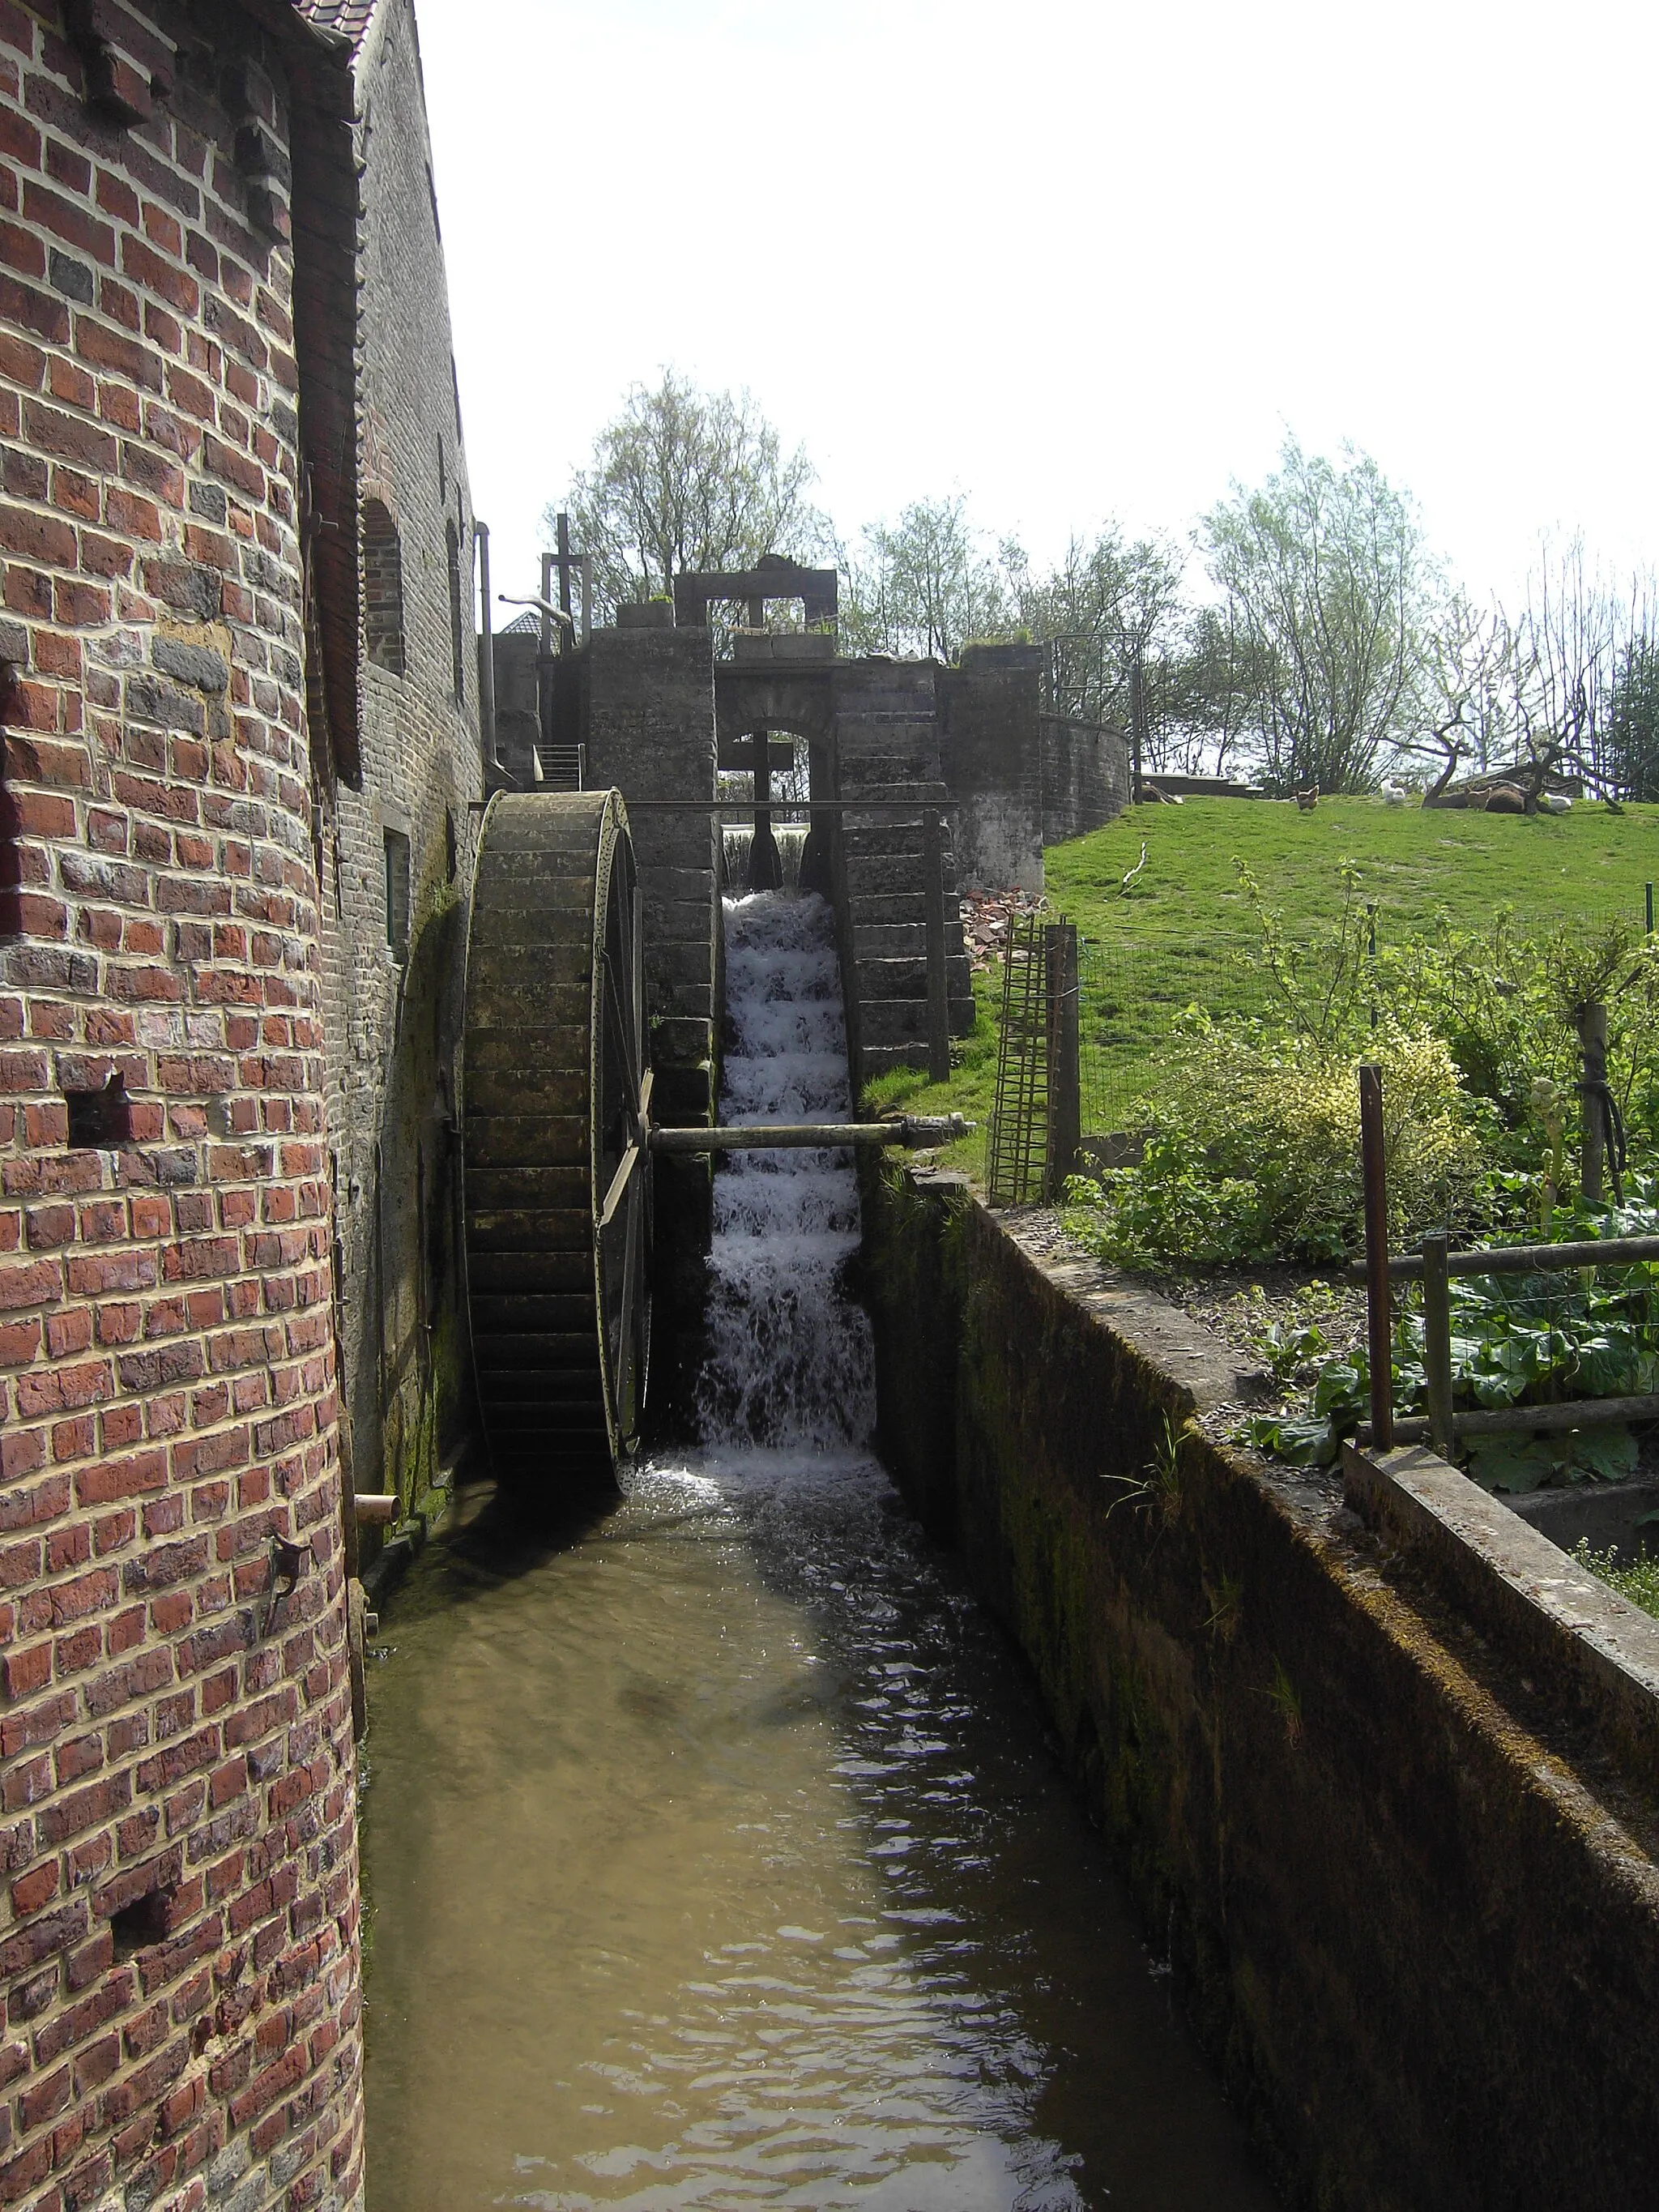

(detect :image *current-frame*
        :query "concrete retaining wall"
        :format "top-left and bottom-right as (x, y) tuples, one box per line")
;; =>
(859, 1164), (1659, 2212)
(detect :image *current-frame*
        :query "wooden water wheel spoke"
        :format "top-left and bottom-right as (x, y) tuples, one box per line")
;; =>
(462, 790), (650, 1489)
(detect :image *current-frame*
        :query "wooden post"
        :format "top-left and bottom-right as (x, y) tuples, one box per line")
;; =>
(1359, 1063), (1392, 1452)
(1043, 921), (1081, 1200)
(923, 809), (950, 1084)
(1580, 1000), (1607, 1205)
(1422, 1230), (1454, 1462)
(537, 549), (555, 762)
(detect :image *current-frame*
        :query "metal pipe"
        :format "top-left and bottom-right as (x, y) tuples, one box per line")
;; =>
(503, 593), (575, 629)
(476, 520), (498, 784)
(1359, 1063), (1392, 1453)
(1353, 1232), (1659, 1283)
(647, 1113), (970, 1155)
(1362, 1390), (1659, 1447)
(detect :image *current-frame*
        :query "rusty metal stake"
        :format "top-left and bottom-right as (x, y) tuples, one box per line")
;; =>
(1359, 1063), (1392, 1452)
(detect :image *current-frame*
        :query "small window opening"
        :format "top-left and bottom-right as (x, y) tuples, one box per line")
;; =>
(437, 442), (446, 503)
(446, 521), (466, 706)
(425, 160), (441, 243)
(110, 1884), (173, 1960)
(362, 499), (405, 675)
(444, 805), (457, 884)
(451, 357), (463, 445)
(383, 827), (410, 962)
(67, 1072), (131, 1147)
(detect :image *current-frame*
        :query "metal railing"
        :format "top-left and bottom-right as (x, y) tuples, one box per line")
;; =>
(1357, 1062), (1659, 1457)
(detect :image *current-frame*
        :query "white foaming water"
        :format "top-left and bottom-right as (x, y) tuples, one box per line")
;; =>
(697, 890), (877, 1450)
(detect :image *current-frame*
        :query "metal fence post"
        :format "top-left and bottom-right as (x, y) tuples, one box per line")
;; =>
(1358, 1063), (1392, 1451)
(923, 809), (950, 1084)
(1422, 1230), (1454, 1461)
(1044, 921), (1081, 1201)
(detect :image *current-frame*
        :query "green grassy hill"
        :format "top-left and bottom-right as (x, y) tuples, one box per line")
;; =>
(1047, 793), (1659, 942)
(868, 795), (1659, 1172)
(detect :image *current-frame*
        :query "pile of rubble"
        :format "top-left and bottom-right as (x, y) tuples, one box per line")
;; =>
(959, 887), (1047, 969)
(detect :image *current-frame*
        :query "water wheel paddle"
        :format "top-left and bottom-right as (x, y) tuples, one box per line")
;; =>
(462, 790), (650, 1488)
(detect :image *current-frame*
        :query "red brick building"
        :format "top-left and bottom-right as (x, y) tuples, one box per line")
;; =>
(0, 4), (373, 2205)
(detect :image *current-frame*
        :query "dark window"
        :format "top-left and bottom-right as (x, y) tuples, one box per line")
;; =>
(66, 1073), (131, 1147)
(384, 827), (410, 961)
(444, 805), (457, 884)
(446, 521), (466, 706)
(362, 500), (405, 674)
(110, 1884), (173, 1960)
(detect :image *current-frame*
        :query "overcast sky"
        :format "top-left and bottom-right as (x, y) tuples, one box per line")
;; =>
(414, 0), (1659, 615)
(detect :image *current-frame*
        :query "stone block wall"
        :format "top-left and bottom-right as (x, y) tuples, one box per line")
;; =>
(862, 1167), (1659, 2212)
(583, 626), (717, 1121)
(313, 0), (482, 1539)
(937, 645), (1044, 895)
(1039, 711), (1130, 848)
(0, 9), (362, 2209)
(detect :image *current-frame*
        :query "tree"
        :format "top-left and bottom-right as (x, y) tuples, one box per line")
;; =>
(552, 371), (827, 621)
(1605, 632), (1659, 801)
(1510, 539), (1659, 803)
(839, 496), (1015, 662)
(1009, 527), (1183, 727)
(1203, 435), (1430, 796)
(1398, 591), (1528, 798)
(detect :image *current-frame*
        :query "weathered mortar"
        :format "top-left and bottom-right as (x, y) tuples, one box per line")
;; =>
(860, 1162), (1659, 2212)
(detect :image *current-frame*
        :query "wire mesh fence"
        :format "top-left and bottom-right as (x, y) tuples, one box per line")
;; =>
(1074, 889), (1658, 1138)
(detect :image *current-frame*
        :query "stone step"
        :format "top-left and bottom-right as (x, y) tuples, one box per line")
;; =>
(852, 922), (928, 959)
(850, 892), (926, 928)
(859, 993), (975, 1048)
(855, 954), (973, 1002)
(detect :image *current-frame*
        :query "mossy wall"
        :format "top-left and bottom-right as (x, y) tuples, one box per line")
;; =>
(860, 1164), (1659, 2212)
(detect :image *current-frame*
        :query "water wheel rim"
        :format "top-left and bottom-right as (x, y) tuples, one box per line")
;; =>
(460, 788), (650, 1488)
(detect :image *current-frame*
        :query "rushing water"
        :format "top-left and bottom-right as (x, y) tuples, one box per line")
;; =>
(362, 893), (1277, 2211)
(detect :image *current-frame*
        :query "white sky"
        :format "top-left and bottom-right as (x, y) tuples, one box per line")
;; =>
(414, 0), (1659, 614)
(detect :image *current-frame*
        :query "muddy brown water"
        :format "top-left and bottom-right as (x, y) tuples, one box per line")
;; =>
(360, 1447), (1281, 2211)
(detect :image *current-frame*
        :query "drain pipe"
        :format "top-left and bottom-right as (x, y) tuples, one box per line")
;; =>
(476, 519), (499, 786)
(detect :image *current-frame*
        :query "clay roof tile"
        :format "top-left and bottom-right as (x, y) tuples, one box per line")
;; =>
(291, 0), (380, 51)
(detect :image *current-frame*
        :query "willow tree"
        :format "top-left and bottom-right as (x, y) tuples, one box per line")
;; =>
(1204, 436), (1430, 795)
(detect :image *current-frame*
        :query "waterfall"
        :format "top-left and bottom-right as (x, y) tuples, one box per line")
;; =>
(696, 888), (876, 1449)
(722, 821), (808, 893)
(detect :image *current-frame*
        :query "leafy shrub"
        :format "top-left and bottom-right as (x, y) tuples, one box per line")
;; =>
(1068, 1016), (1487, 1266)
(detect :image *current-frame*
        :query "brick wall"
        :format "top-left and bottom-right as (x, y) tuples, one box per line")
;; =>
(0, 7), (363, 2209)
(313, 0), (481, 1537)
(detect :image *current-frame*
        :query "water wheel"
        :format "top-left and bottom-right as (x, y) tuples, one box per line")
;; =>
(461, 790), (651, 1488)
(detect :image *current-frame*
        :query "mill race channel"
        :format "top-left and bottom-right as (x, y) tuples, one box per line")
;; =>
(360, 888), (1279, 2210)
